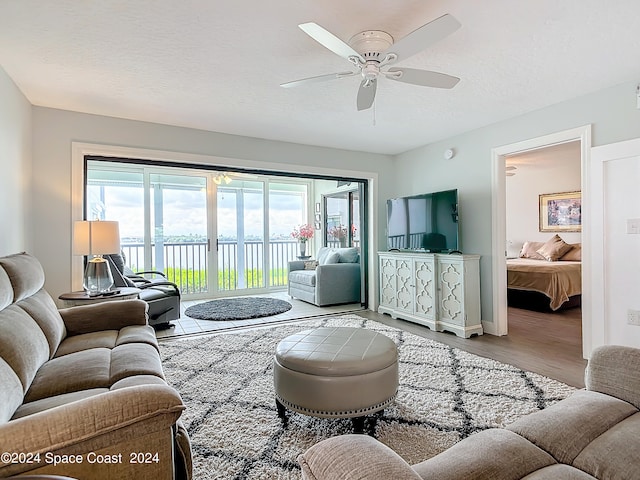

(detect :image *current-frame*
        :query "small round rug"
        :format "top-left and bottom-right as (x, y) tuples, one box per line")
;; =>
(184, 297), (292, 321)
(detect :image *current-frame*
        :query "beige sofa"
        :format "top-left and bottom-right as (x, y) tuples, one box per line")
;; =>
(0, 253), (191, 479)
(298, 344), (640, 479)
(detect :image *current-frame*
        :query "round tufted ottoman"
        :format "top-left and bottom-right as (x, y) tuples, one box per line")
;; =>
(273, 327), (398, 431)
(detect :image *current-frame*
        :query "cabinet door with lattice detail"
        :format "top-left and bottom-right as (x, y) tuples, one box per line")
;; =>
(413, 257), (436, 320)
(379, 255), (398, 309)
(437, 258), (465, 325)
(394, 258), (415, 314)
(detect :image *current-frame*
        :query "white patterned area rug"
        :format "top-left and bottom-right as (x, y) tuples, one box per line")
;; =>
(159, 315), (576, 480)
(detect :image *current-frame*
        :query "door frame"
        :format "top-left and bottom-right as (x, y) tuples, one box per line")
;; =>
(489, 125), (591, 356)
(589, 137), (640, 351)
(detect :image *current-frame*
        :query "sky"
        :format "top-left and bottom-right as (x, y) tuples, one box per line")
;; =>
(90, 183), (307, 241)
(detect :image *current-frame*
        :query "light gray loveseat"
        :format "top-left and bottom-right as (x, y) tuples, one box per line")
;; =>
(288, 247), (361, 306)
(298, 344), (640, 479)
(0, 252), (191, 479)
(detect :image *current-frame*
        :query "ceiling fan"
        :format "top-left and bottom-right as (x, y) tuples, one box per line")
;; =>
(281, 14), (462, 111)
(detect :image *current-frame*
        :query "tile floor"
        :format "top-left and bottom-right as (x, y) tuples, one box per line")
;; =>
(155, 290), (363, 339)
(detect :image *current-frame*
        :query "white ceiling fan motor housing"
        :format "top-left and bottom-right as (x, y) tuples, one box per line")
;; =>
(348, 30), (394, 61)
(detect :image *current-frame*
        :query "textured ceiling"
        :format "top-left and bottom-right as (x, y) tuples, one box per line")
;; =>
(1, 1), (640, 155)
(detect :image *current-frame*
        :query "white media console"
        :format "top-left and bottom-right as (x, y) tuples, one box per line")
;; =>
(378, 251), (483, 338)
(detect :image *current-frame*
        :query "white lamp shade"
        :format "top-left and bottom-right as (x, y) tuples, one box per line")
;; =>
(73, 221), (121, 256)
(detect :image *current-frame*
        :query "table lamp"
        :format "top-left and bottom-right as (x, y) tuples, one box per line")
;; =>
(73, 220), (120, 295)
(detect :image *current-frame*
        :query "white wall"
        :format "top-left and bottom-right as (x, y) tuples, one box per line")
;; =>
(0, 67), (32, 256)
(506, 141), (582, 255)
(604, 155), (640, 347)
(395, 80), (640, 326)
(31, 107), (395, 297)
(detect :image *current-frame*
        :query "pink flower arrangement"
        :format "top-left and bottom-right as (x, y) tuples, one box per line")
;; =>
(291, 224), (314, 242)
(328, 225), (349, 239)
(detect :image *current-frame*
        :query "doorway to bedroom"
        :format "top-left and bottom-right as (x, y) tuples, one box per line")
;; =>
(504, 141), (583, 363)
(492, 125), (589, 360)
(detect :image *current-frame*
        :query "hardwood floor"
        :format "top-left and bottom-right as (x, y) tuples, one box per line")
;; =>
(359, 306), (587, 388)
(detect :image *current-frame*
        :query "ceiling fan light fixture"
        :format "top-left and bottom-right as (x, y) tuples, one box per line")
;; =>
(348, 30), (394, 61)
(213, 173), (232, 185)
(284, 14), (462, 111)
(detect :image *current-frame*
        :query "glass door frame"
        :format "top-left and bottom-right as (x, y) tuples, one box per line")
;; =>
(81, 154), (367, 306)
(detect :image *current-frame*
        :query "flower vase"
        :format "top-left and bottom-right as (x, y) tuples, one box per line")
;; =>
(339, 238), (347, 248)
(299, 241), (307, 257)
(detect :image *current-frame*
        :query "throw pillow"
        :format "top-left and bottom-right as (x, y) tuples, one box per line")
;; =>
(334, 247), (359, 263)
(537, 235), (573, 261)
(560, 243), (582, 261)
(304, 260), (319, 270)
(324, 252), (341, 264)
(519, 241), (546, 260)
(316, 248), (334, 265)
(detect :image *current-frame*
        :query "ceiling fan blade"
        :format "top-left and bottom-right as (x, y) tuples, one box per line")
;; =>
(280, 71), (356, 88)
(356, 79), (377, 111)
(386, 68), (460, 89)
(299, 22), (364, 62)
(384, 14), (461, 64)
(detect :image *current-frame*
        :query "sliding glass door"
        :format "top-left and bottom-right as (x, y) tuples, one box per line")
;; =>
(86, 166), (210, 295)
(86, 160), (311, 299)
(216, 179), (265, 291)
(324, 189), (361, 248)
(148, 173), (208, 294)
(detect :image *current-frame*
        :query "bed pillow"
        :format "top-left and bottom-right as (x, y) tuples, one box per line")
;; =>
(537, 235), (573, 261)
(519, 241), (546, 260)
(560, 243), (581, 261)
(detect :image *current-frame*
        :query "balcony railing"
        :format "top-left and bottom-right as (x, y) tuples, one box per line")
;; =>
(121, 240), (300, 295)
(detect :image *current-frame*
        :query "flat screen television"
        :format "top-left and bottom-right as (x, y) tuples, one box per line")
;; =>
(386, 189), (459, 252)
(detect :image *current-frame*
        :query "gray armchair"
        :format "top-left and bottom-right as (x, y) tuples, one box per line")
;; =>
(288, 247), (361, 306)
(107, 253), (181, 329)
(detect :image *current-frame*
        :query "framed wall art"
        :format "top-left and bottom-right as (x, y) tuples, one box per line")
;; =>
(539, 191), (581, 232)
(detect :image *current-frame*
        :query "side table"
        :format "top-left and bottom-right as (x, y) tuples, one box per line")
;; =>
(58, 287), (141, 307)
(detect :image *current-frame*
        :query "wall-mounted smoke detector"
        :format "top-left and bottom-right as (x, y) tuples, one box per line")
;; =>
(444, 148), (455, 160)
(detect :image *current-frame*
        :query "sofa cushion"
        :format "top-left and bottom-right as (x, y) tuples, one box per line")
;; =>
(0, 267), (12, 310)
(520, 464), (597, 479)
(25, 347), (112, 402)
(25, 341), (166, 403)
(0, 358), (24, 422)
(110, 343), (165, 384)
(18, 290), (67, 358)
(12, 388), (110, 419)
(586, 344), (640, 410)
(0, 252), (46, 302)
(55, 330), (120, 357)
(0, 305), (51, 394)
(111, 374), (168, 390)
(506, 390), (638, 464)
(54, 325), (158, 358)
(572, 412), (640, 480)
(413, 428), (557, 480)
(289, 270), (317, 287)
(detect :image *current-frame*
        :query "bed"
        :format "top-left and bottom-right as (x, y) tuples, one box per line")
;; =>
(507, 257), (582, 311)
